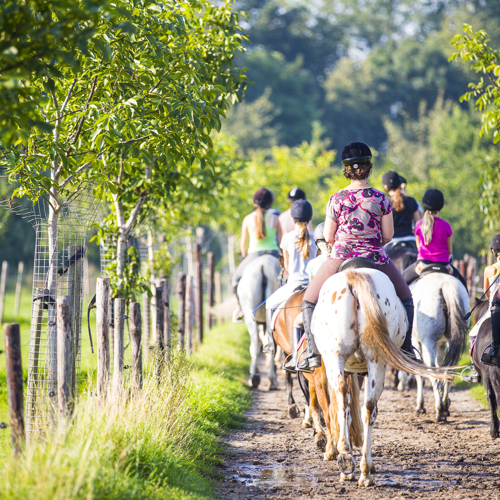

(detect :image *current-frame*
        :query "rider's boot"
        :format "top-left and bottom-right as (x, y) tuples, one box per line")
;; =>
(401, 298), (422, 363)
(481, 301), (500, 367)
(283, 327), (302, 372)
(232, 286), (244, 323)
(463, 336), (481, 383)
(297, 301), (322, 372)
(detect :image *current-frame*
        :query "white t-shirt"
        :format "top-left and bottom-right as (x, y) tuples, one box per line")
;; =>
(280, 230), (317, 283)
(306, 253), (327, 278)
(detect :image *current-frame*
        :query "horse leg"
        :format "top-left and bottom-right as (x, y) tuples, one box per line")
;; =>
(415, 375), (426, 415)
(245, 316), (261, 388)
(285, 372), (299, 418)
(314, 369), (336, 460)
(359, 361), (385, 487)
(264, 325), (278, 390)
(397, 370), (408, 392)
(421, 341), (446, 422)
(309, 379), (327, 451)
(484, 371), (500, 439)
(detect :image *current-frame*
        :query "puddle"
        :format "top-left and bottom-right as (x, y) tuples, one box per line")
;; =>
(231, 463), (319, 488)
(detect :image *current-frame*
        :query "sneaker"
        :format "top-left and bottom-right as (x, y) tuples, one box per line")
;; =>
(462, 365), (481, 383)
(481, 345), (499, 367)
(232, 307), (244, 323)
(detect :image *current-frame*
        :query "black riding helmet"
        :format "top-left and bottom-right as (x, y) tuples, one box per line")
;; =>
(422, 189), (444, 211)
(341, 142), (372, 166)
(382, 171), (404, 190)
(313, 222), (325, 244)
(291, 199), (313, 222)
(491, 234), (500, 250)
(253, 188), (274, 209)
(287, 187), (306, 201)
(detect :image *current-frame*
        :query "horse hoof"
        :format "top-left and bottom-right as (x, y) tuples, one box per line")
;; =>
(340, 472), (355, 482)
(491, 428), (499, 439)
(248, 374), (260, 388)
(415, 407), (426, 416)
(316, 433), (327, 452)
(302, 418), (313, 428)
(436, 413), (447, 423)
(269, 381), (278, 391)
(323, 451), (335, 461)
(288, 404), (300, 419)
(358, 474), (374, 487)
(446, 410), (450, 417)
(337, 453), (355, 475)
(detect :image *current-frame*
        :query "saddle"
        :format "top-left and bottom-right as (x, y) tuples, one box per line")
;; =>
(393, 240), (417, 251)
(339, 257), (376, 272)
(419, 263), (451, 277)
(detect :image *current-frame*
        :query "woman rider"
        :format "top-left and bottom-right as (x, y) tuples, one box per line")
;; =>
(382, 170), (421, 251)
(298, 142), (417, 372)
(232, 188), (283, 322)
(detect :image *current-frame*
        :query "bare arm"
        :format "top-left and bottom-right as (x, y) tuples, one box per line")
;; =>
(324, 217), (338, 244)
(273, 214), (283, 247)
(381, 213), (394, 245)
(447, 236), (452, 258)
(484, 265), (496, 298)
(240, 217), (249, 258)
(283, 249), (289, 271)
(415, 234), (420, 250)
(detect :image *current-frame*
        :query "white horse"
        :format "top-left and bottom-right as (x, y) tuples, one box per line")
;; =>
(313, 268), (451, 486)
(237, 254), (281, 389)
(410, 273), (470, 422)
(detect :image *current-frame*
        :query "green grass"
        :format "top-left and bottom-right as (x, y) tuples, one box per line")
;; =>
(0, 295), (251, 499)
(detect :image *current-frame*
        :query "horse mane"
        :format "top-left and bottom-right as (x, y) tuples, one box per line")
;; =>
(473, 300), (489, 325)
(345, 269), (452, 381)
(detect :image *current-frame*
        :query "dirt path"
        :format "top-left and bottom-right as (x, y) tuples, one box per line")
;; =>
(217, 356), (500, 499)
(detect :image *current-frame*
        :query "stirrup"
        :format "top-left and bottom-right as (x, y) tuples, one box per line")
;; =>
(480, 344), (499, 367)
(461, 365), (481, 384)
(283, 353), (297, 373)
(232, 308), (244, 323)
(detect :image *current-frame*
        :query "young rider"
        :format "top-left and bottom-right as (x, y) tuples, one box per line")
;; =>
(279, 187), (313, 235)
(306, 223), (333, 282)
(402, 189), (467, 289)
(232, 188), (282, 322)
(298, 141), (417, 372)
(477, 234), (500, 369)
(382, 171), (421, 251)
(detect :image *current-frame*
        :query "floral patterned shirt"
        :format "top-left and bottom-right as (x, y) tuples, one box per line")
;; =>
(326, 187), (392, 265)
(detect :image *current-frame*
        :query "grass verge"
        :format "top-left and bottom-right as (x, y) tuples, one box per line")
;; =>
(0, 321), (251, 499)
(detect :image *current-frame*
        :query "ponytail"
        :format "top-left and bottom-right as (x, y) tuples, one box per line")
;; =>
(295, 222), (310, 259)
(255, 206), (266, 241)
(421, 210), (437, 245)
(390, 187), (406, 212)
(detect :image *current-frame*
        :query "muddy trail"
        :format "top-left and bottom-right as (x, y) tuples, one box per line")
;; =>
(217, 356), (500, 499)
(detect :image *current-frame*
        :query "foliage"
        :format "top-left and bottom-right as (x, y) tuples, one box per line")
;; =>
(0, 0), (107, 145)
(0, 321), (251, 497)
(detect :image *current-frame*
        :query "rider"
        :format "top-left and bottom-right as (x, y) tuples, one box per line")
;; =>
(382, 171), (421, 251)
(232, 188), (282, 322)
(279, 187), (313, 235)
(477, 234), (500, 369)
(306, 223), (333, 281)
(402, 189), (467, 289)
(298, 141), (417, 372)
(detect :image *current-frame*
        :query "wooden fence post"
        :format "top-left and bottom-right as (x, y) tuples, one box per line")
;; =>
(142, 291), (150, 362)
(194, 243), (203, 344)
(130, 302), (142, 392)
(96, 278), (110, 402)
(0, 261), (8, 324)
(207, 252), (215, 330)
(4, 323), (25, 455)
(177, 273), (186, 350)
(156, 286), (164, 351)
(112, 298), (125, 398)
(185, 276), (193, 356)
(14, 261), (23, 318)
(57, 296), (73, 430)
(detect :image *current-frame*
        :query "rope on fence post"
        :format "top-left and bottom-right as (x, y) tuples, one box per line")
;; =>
(130, 302), (142, 393)
(96, 278), (110, 403)
(57, 296), (73, 432)
(112, 298), (125, 399)
(177, 273), (186, 351)
(4, 323), (25, 456)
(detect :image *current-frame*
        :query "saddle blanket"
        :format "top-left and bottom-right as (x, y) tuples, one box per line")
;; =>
(271, 301), (287, 331)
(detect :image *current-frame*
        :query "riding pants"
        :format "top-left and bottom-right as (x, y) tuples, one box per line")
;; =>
(303, 258), (412, 305)
(231, 250), (280, 290)
(402, 260), (467, 290)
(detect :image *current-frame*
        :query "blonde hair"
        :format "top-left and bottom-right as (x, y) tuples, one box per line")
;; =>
(255, 206), (266, 241)
(295, 222), (311, 259)
(389, 187), (406, 212)
(421, 210), (438, 245)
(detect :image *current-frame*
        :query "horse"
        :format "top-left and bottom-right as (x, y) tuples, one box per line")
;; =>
(410, 272), (470, 422)
(272, 290), (330, 453)
(471, 300), (500, 438)
(386, 242), (417, 274)
(237, 254), (281, 389)
(313, 267), (451, 486)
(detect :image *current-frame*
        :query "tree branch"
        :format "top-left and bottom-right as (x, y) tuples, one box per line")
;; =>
(121, 134), (152, 145)
(60, 78), (77, 114)
(58, 161), (93, 189)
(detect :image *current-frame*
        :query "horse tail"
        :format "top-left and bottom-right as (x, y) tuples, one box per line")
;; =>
(327, 372), (363, 448)
(441, 279), (468, 367)
(345, 269), (452, 381)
